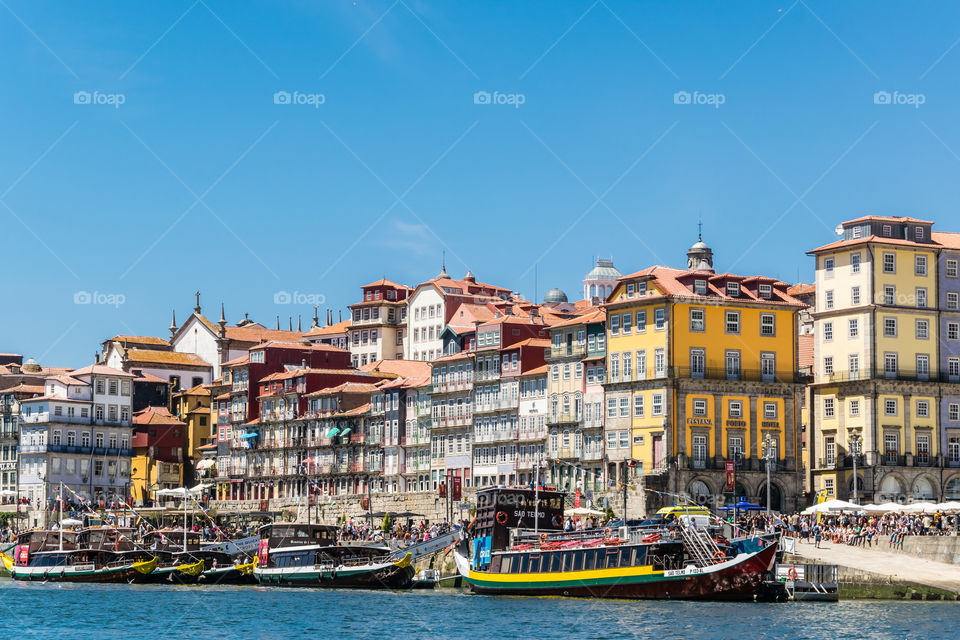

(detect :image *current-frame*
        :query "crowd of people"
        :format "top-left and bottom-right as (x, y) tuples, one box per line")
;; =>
(778, 511), (960, 548)
(337, 518), (463, 547)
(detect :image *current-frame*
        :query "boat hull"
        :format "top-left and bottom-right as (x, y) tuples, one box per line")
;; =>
(458, 541), (778, 601)
(9, 564), (146, 584)
(255, 561), (415, 589)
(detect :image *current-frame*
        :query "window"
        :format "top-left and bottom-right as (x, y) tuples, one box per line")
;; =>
(610, 314), (620, 336)
(883, 253), (895, 273)
(851, 286), (860, 305)
(884, 399), (898, 416)
(883, 285), (895, 305)
(849, 353), (860, 378)
(764, 402), (777, 419)
(759, 284), (772, 298)
(951, 357), (960, 379)
(108, 379), (118, 395)
(693, 399), (707, 416)
(694, 279), (707, 295)
(609, 354), (619, 382)
(949, 322), (960, 341)
(883, 317), (897, 337)
(725, 311), (740, 334)
(635, 310), (646, 332)
(849, 399), (860, 417)
(824, 257), (834, 276)
(916, 319), (929, 340)
(823, 322), (833, 341)
(848, 318), (859, 338)
(636, 350), (646, 380)
(915, 255), (927, 276)
(690, 308), (705, 332)
(823, 397), (835, 419)
(652, 393), (664, 416)
(825, 290), (834, 309)
(633, 395), (644, 417)
(621, 313), (633, 334)
(727, 282), (739, 297)
(825, 436), (836, 465)
(690, 348), (705, 378)
(654, 348), (665, 377)
(626, 282), (635, 298)
(725, 350), (740, 378)
(823, 357), (834, 376)
(948, 259), (959, 278)
(619, 398), (629, 418)
(654, 308), (665, 330)
(947, 292), (959, 310)
(851, 253), (861, 273)
(607, 398), (617, 418)
(622, 352), (632, 381)
(915, 226), (925, 241)
(760, 314), (775, 336)
(917, 400), (930, 418)
(950, 403), (960, 421)
(917, 354), (930, 378)
(726, 400), (742, 419)
(563, 363), (571, 380)
(916, 288), (927, 308)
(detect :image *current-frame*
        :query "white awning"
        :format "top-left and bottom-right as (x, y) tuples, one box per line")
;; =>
(195, 459), (216, 470)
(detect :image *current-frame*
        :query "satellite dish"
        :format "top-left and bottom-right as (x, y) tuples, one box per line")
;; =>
(834, 224), (844, 236)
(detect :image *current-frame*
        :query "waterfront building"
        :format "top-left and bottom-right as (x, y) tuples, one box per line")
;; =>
(808, 216), (960, 502)
(430, 352), (474, 490)
(606, 236), (805, 512)
(302, 312), (350, 351)
(17, 364), (135, 509)
(102, 334), (211, 396)
(546, 309), (606, 494)
(130, 406), (185, 505)
(405, 267), (513, 361)
(516, 365), (548, 486)
(348, 279), (411, 367)
(172, 383), (213, 486)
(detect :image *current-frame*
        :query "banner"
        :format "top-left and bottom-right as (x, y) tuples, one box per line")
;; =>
(452, 476), (462, 501)
(724, 461), (735, 492)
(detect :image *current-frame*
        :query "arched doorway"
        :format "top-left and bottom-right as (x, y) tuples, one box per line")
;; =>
(912, 476), (936, 501)
(688, 479), (712, 505)
(758, 483), (784, 512)
(734, 481), (749, 501)
(879, 475), (905, 502)
(849, 475), (865, 494)
(945, 477), (960, 500)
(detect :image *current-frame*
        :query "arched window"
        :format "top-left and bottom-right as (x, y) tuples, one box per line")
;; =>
(946, 477), (960, 500)
(551, 395), (558, 420)
(562, 393), (570, 416)
(689, 480), (711, 504)
(590, 284), (597, 298)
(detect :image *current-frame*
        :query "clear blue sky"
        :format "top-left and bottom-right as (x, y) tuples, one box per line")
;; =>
(2, 1), (959, 367)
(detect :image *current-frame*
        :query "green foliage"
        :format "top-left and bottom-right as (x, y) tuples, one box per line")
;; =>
(382, 512), (392, 532)
(604, 506), (615, 522)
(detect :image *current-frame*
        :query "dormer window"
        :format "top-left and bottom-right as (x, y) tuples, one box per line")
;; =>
(694, 280), (707, 295)
(882, 224), (892, 237)
(915, 226), (924, 240)
(851, 226), (862, 239)
(638, 281), (647, 295)
(626, 283), (635, 298)
(759, 284), (772, 299)
(726, 282), (739, 297)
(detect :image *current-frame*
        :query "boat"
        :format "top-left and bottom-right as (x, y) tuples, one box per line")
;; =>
(1, 529), (157, 583)
(454, 486), (778, 601)
(253, 523), (415, 589)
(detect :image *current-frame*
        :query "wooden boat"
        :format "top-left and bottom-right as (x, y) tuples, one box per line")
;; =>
(1, 530), (157, 583)
(253, 523), (415, 589)
(454, 487), (777, 601)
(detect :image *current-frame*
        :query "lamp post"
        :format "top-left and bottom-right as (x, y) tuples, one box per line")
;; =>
(849, 434), (862, 504)
(762, 435), (775, 515)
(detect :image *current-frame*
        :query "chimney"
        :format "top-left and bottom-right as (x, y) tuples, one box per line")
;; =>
(95, 352), (100, 364)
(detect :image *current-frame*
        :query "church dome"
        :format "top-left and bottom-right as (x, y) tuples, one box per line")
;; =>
(543, 288), (569, 304)
(585, 258), (621, 281)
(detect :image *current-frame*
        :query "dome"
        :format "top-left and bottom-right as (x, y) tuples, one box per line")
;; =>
(543, 288), (568, 304)
(690, 240), (708, 250)
(585, 258), (621, 281)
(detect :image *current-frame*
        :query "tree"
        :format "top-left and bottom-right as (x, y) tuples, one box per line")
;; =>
(382, 512), (392, 533)
(604, 506), (615, 523)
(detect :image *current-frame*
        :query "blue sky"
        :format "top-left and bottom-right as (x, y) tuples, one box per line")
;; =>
(2, 1), (960, 366)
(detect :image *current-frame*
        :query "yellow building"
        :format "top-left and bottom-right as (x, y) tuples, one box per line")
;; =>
(808, 215), (954, 503)
(605, 238), (804, 512)
(173, 384), (213, 485)
(130, 406), (185, 506)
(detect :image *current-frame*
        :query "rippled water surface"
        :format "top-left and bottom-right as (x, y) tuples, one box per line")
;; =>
(1, 580), (956, 639)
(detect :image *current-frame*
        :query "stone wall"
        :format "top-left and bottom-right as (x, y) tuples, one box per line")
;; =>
(886, 535), (960, 566)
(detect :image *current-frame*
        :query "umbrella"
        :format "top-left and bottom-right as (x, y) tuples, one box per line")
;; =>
(0, 489), (17, 497)
(564, 507), (605, 517)
(800, 499), (860, 515)
(60, 518), (83, 527)
(719, 500), (763, 512)
(156, 484), (211, 498)
(902, 502), (938, 514)
(936, 501), (960, 512)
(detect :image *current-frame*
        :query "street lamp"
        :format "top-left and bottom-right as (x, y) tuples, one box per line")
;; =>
(762, 435), (775, 515)
(849, 434), (862, 504)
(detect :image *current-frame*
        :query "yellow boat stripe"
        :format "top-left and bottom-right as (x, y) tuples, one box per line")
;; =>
(469, 564), (662, 583)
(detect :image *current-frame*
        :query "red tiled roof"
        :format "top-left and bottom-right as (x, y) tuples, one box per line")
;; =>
(306, 382), (380, 397)
(615, 266), (802, 307)
(520, 364), (548, 376)
(932, 231), (960, 249)
(303, 320), (350, 337)
(174, 384), (210, 396)
(126, 349), (210, 367)
(221, 355), (249, 367)
(109, 335), (170, 347)
(360, 359), (431, 378)
(133, 371), (168, 384)
(505, 338), (551, 349)
(362, 278), (412, 290)
(133, 406), (185, 426)
(798, 334), (815, 370)
(550, 308), (604, 328)
(787, 283), (815, 297)
(844, 215), (933, 225)
(48, 374), (88, 386)
(431, 351), (473, 363)
(807, 235), (934, 253)
(71, 364), (135, 377)
(196, 315), (305, 344)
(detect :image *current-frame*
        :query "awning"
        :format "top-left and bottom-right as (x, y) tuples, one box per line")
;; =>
(339, 427), (352, 436)
(325, 427), (340, 437)
(240, 432), (258, 439)
(195, 459), (216, 470)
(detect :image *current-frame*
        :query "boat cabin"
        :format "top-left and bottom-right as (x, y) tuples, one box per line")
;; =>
(15, 530), (79, 553)
(472, 487), (565, 569)
(258, 523), (338, 550)
(78, 527), (137, 552)
(143, 529), (202, 551)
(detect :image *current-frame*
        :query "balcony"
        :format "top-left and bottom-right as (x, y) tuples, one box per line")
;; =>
(517, 427), (547, 442)
(401, 434), (430, 447)
(550, 344), (586, 359)
(432, 378), (473, 394)
(669, 366), (799, 384)
(474, 429), (518, 443)
(882, 454), (907, 466)
(416, 403), (432, 417)
(817, 369), (946, 384)
(474, 370), (501, 382)
(549, 411), (583, 426)
(582, 417), (603, 429)
(550, 446), (582, 459)
(915, 453), (932, 467)
(473, 397), (518, 413)
(434, 413), (472, 429)
(581, 448), (604, 461)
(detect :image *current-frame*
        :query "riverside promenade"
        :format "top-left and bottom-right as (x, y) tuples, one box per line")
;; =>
(789, 538), (960, 595)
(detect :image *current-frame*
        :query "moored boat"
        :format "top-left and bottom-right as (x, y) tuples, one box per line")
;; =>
(455, 486), (777, 601)
(1, 529), (157, 583)
(253, 523), (415, 589)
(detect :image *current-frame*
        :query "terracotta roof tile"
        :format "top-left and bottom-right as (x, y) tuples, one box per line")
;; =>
(126, 349), (210, 367)
(844, 215), (933, 225)
(109, 335), (170, 347)
(520, 364), (548, 376)
(787, 283), (815, 296)
(807, 235), (935, 254)
(71, 364), (135, 377)
(798, 334), (815, 370)
(932, 231), (960, 250)
(360, 359), (431, 378)
(303, 320), (351, 337)
(133, 405), (185, 426)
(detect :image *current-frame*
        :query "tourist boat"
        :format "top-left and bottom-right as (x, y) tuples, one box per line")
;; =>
(254, 523), (415, 589)
(454, 486), (778, 601)
(0, 529), (157, 583)
(127, 529), (252, 584)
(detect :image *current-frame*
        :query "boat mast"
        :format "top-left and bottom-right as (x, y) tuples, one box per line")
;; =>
(183, 488), (188, 553)
(533, 449), (540, 541)
(59, 481), (64, 551)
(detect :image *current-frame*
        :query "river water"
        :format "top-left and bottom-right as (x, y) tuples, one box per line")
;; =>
(1, 581), (955, 639)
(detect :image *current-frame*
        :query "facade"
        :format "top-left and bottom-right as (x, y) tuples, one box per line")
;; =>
(130, 406), (185, 505)
(172, 384), (213, 486)
(606, 239), (805, 512)
(17, 364), (135, 509)
(516, 365), (548, 485)
(348, 279), (411, 367)
(808, 216), (960, 503)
